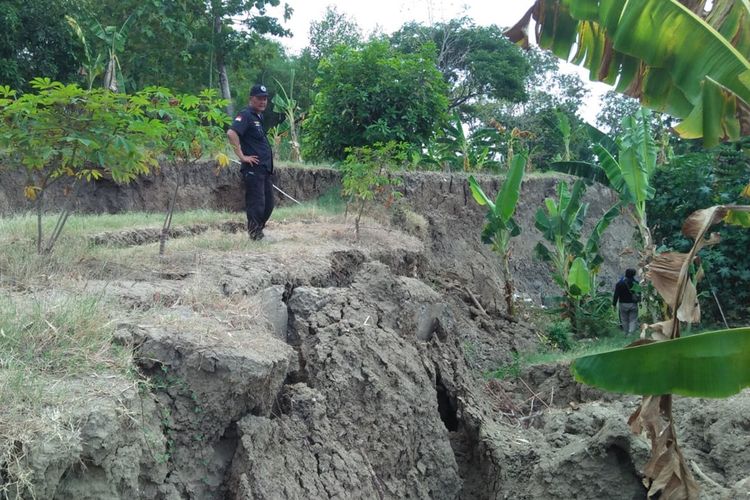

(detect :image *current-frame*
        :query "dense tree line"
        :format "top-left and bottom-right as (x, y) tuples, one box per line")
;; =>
(1, 0), (600, 166)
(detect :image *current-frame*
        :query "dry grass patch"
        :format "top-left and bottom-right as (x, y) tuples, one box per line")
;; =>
(0, 292), (134, 498)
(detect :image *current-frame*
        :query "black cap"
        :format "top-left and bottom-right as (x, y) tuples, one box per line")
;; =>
(250, 84), (269, 97)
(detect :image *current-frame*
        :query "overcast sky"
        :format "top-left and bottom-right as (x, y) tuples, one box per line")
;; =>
(276, 1), (535, 53)
(267, 0), (609, 124)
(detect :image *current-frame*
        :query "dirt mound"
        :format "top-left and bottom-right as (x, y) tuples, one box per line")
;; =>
(88, 221), (246, 247)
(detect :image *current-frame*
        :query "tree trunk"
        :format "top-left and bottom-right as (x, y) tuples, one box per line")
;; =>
(36, 193), (44, 255)
(217, 57), (233, 116)
(289, 121), (301, 162)
(502, 252), (514, 318)
(214, 15), (234, 116)
(160, 181), (180, 257)
(103, 57), (118, 92)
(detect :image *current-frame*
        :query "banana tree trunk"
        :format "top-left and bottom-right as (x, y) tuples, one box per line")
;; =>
(502, 252), (514, 318)
(217, 57), (233, 117)
(290, 123), (301, 162)
(103, 57), (118, 92)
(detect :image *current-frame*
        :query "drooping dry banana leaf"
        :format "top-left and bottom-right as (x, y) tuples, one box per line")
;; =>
(629, 396), (700, 499)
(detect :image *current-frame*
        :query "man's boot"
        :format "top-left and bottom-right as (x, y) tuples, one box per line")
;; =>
(248, 221), (264, 241)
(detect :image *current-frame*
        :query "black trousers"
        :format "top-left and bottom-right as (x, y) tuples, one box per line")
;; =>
(242, 167), (274, 232)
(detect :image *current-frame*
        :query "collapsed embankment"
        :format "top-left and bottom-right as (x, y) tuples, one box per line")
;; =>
(0, 161), (634, 303)
(1, 165), (747, 499)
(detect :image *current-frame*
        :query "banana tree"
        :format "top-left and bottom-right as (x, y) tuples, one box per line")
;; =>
(597, 108), (658, 249)
(571, 203), (750, 499)
(65, 16), (104, 90)
(468, 151), (527, 317)
(534, 179), (588, 289)
(428, 112), (503, 172)
(535, 178), (620, 329)
(506, 0), (750, 148)
(272, 72), (302, 162)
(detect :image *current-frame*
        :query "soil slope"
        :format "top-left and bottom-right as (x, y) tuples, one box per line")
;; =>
(0, 166), (747, 499)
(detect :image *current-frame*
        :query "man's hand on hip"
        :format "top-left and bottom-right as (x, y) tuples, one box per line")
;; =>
(243, 154), (260, 166)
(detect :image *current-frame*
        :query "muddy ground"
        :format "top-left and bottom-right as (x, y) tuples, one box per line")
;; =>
(0, 164), (748, 499)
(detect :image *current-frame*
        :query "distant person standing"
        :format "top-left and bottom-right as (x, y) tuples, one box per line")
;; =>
(613, 268), (640, 334)
(227, 84), (276, 240)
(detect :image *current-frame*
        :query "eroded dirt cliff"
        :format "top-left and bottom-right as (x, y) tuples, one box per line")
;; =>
(1, 166), (748, 499)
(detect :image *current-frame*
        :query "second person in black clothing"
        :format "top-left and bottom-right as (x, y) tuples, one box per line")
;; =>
(227, 84), (275, 240)
(613, 268), (640, 335)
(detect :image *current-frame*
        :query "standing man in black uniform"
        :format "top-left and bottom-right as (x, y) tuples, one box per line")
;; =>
(227, 84), (275, 240)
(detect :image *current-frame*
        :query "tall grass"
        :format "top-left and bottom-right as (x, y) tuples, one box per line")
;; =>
(0, 291), (133, 497)
(0, 293), (128, 376)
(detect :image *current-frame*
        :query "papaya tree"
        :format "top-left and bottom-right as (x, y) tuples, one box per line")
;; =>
(134, 86), (231, 256)
(571, 203), (750, 499)
(0, 79), (162, 254)
(506, 0), (750, 148)
(467, 151), (527, 317)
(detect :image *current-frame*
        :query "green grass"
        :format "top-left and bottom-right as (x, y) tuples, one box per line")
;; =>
(0, 200), (345, 243)
(0, 291), (135, 496)
(274, 188), (345, 219)
(0, 293), (128, 376)
(487, 334), (634, 380)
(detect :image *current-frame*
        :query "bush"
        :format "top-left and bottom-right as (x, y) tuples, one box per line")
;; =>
(649, 147), (750, 326)
(543, 319), (573, 351)
(572, 291), (620, 339)
(303, 40), (449, 161)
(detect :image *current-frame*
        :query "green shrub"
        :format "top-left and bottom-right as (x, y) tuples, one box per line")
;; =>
(572, 291), (620, 339)
(543, 319), (573, 351)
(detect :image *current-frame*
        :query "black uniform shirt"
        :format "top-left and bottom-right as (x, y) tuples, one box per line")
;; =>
(613, 277), (638, 305)
(230, 107), (273, 172)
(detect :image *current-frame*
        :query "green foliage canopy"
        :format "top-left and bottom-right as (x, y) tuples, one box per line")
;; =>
(0, 0), (84, 89)
(391, 18), (530, 109)
(307, 6), (362, 60)
(649, 146), (750, 324)
(303, 40), (449, 161)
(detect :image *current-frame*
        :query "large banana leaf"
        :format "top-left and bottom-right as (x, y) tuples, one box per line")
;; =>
(571, 328), (750, 397)
(534, 180), (588, 241)
(583, 201), (621, 262)
(498, 153), (527, 220)
(545, 160), (610, 185)
(507, 0), (750, 146)
(468, 152), (528, 249)
(567, 256), (591, 296)
(468, 176), (495, 210)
